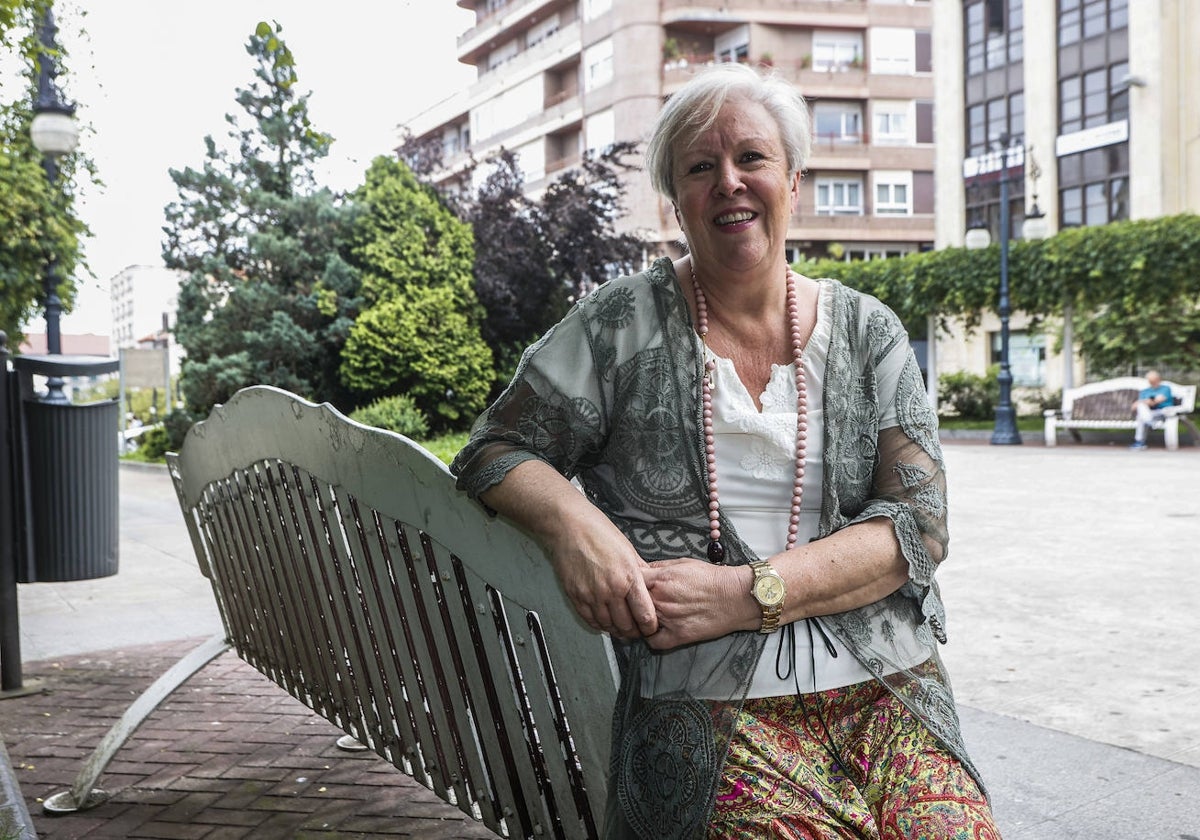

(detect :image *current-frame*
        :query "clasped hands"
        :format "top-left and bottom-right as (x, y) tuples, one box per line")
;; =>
(547, 535), (756, 650)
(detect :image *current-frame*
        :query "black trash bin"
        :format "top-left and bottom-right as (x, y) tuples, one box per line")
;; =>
(12, 354), (120, 582)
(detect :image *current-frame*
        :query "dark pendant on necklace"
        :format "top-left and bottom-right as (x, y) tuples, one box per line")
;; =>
(707, 539), (726, 564)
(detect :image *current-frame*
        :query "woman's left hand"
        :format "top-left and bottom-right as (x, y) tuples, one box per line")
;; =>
(640, 558), (757, 650)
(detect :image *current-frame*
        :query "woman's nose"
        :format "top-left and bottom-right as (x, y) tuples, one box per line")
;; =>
(713, 162), (744, 197)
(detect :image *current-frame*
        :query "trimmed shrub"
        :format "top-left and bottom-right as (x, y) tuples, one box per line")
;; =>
(138, 426), (172, 460)
(939, 366), (1000, 419)
(349, 394), (429, 439)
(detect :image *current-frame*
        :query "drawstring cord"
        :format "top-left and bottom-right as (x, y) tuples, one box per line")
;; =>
(775, 618), (865, 791)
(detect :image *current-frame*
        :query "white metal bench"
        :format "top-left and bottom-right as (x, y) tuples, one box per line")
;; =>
(1043, 377), (1197, 450)
(44, 385), (617, 839)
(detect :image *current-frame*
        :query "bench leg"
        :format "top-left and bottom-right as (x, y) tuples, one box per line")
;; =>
(1166, 418), (1180, 451)
(1183, 416), (1200, 444)
(1044, 419), (1057, 447)
(41, 634), (231, 814)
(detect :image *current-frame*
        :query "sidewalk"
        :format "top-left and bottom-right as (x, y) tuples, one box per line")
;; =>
(2, 443), (1199, 838)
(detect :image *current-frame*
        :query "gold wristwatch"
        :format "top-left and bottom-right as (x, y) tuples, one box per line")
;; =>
(748, 559), (786, 634)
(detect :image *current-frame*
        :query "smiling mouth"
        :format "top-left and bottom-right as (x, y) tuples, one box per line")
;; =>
(715, 211), (755, 226)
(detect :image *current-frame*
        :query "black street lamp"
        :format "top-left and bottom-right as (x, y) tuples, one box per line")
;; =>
(29, 5), (80, 404)
(965, 135), (1022, 446)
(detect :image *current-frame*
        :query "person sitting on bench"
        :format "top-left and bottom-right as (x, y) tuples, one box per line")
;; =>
(1131, 370), (1174, 450)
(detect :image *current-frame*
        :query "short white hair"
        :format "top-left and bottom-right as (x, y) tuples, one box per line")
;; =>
(644, 62), (812, 201)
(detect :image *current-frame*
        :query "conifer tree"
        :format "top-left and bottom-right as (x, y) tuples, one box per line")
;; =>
(339, 155), (493, 430)
(163, 21), (360, 416)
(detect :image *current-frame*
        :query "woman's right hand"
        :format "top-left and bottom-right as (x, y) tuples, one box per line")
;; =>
(542, 508), (659, 640)
(480, 459), (658, 639)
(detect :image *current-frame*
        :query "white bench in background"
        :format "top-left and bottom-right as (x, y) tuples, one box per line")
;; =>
(1044, 377), (1197, 450)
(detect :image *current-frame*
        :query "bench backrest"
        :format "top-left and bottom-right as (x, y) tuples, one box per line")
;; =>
(1063, 377), (1196, 420)
(167, 386), (616, 839)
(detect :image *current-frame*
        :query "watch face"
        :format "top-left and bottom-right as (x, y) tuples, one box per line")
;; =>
(753, 574), (785, 606)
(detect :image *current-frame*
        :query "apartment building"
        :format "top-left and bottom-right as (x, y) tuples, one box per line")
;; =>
(932, 0), (1200, 393)
(109, 264), (186, 377)
(405, 0), (939, 265)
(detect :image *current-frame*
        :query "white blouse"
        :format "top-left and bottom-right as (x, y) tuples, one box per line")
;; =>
(706, 284), (878, 695)
(641, 283), (923, 699)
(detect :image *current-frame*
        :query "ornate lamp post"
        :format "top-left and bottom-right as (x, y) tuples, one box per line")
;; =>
(29, 5), (80, 404)
(1022, 147), (1049, 242)
(964, 135), (1022, 446)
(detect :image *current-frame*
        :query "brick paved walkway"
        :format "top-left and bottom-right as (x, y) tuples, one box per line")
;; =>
(0, 638), (498, 839)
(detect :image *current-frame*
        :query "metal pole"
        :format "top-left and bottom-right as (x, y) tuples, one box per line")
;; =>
(0, 331), (23, 692)
(992, 140), (1022, 445)
(34, 6), (70, 404)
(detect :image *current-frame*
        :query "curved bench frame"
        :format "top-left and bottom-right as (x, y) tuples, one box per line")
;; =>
(47, 386), (617, 840)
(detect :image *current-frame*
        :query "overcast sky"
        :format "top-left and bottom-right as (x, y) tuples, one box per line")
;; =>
(41, 1), (475, 335)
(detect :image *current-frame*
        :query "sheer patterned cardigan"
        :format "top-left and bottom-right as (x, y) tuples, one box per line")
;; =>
(451, 256), (982, 839)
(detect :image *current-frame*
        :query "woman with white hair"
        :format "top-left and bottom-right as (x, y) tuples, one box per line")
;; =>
(453, 62), (998, 839)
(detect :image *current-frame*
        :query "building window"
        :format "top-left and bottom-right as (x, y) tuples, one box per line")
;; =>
(1060, 65), (1124, 134)
(1058, 144), (1129, 227)
(873, 171), (912, 215)
(472, 76), (542, 141)
(813, 102), (863, 144)
(583, 0), (612, 21)
(815, 178), (864, 215)
(487, 38), (518, 72)
(965, 2), (985, 74)
(991, 330), (1046, 387)
(1060, 177), (1128, 227)
(812, 31), (863, 72)
(964, 0), (1023, 73)
(1059, 0), (1127, 47)
(915, 30), (933, 73)
(715, 25), (749, 63)
(873, 101), (911, 144)
(585, 39), (613, 91)
(526, 14), (560, 49)
(844, 247), (911, 261)
(1109, 62), (1130, 121)
(966, 93), (1022, 156)
(870, 27), (915, 75)
(963, 1), (1024, 155)
(515, 138), (545, 183)
(586, 109), (615, 155)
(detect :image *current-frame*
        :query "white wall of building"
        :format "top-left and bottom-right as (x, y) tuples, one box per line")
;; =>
(109, 264), (186, 375)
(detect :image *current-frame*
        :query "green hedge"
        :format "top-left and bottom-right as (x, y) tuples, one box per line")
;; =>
(794, 213), (1200, 375)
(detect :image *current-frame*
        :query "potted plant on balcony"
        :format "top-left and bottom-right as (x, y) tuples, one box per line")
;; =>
(663, 37), (682, 64)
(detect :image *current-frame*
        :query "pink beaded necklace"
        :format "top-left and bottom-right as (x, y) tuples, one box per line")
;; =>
(691, 263), (810, 565)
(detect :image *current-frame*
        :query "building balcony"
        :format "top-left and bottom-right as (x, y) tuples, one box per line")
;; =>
(789, 211), (934, 242)
(458, 0), (569, 65)
(661, 0), (868, 27)
(665, 56), (931, 101)
(808, 134), (872, 170)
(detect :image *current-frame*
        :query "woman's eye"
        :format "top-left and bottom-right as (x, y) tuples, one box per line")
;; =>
(687, 161), (712, 174)
(741, 151), (764, 163)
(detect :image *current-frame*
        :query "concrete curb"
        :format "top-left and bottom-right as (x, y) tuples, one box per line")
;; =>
(116, 458), (169, 472)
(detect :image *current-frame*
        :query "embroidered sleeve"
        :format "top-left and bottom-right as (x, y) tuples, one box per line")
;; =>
(450, 298), (610, 500)
(850, 314), (949, 640)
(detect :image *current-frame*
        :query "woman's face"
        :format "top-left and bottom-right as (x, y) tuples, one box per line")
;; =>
(671, 95), (799, 279)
